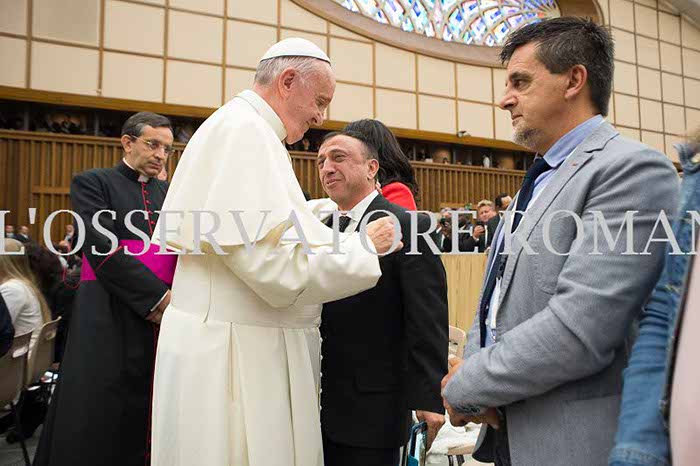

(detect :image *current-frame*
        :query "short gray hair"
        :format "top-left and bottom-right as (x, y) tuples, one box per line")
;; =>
(254, 56), (324, 86)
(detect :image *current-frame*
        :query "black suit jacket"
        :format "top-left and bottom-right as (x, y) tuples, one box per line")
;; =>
(16, 233), (31, 243)
(320, 195), (449, 449)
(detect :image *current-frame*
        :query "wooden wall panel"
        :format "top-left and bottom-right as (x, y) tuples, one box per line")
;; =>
(411, 161), (524, 211)
(441, 253), (488, 332)
(0, 130), (524, 244)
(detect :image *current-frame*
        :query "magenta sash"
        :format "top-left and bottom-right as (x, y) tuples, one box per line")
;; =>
(80, 240), (177, 285)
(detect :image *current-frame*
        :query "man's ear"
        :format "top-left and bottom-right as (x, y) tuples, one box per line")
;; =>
(120, 134), (133, 153)
(564, 64), (588, 101)
(368, 159), (379, 180)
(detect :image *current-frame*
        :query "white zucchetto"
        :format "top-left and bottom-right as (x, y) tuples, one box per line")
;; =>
(259, 37), (331, 64)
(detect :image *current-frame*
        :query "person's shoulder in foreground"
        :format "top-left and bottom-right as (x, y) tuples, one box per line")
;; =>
(609, 139), (698, 466)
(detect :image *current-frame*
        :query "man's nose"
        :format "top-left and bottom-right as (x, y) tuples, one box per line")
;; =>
(319, 161), (334, 175)
(499, 91), (515, 111)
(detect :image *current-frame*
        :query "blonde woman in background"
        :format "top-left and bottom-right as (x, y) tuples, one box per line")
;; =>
(0, 238), (50, 355)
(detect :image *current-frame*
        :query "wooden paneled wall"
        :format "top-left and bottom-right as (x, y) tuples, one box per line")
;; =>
(442, 254), (488, 332)
(413, 161), (524, 212)
(0, 130), (524, 244)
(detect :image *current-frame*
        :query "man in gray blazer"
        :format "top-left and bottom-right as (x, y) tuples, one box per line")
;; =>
(442, 18), (680, 466)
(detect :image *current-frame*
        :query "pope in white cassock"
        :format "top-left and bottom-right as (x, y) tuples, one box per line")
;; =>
(150, 38), (402, 466)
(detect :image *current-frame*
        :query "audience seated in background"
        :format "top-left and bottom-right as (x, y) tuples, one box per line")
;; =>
(0, 239), (50, 357)
(35, 112), (88, 135)
(174, 122), (196, 144)
(438, 210), (464, 252)
(96, 118), (121, 138)
(15, 226), (32, 243)
(432, 208), (449, 249)
(288, 136), (319, 153)
(439, 204), (497, 253)
(470, 200), (500, 252)
(63, 224), (74, 243)
(53, 240), (81, 272)
(4, 224), (15, 239)
(610, 135), (700, 466)
(1, 243), (64, 443)
(494, 193), (512, 212)
(57, 240), (79, 270)
(53, 243), (69, 270)
(26, 243), (63, 308)
(0, 111), (25, 131)
(25, 242), (78, 364)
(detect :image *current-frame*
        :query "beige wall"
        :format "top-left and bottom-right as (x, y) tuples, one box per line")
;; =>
(0, 0), (699, 161)
(602, 0), (700, 161)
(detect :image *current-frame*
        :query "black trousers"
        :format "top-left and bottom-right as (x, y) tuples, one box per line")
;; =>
(323, 433), (400, 466)
(493, 414), (512, 466)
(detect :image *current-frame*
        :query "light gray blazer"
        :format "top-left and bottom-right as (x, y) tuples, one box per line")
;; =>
(443, 121), (680, 466)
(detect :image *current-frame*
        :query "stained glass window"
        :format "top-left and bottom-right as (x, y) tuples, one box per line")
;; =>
(333, 0), (561, 47)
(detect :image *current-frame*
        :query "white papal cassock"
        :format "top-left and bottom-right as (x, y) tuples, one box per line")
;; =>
(150, 90), (382, 466)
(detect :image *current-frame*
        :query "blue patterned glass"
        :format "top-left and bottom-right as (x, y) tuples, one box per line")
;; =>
(334, 0), (560, 46)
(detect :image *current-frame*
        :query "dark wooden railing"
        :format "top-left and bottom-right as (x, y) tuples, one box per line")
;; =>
(0, 130), (524, 244)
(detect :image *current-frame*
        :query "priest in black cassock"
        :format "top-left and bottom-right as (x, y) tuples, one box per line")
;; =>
(35, 112), (177, 466)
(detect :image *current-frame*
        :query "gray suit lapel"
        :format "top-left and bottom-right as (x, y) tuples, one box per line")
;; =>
(497, 121), (619, 304)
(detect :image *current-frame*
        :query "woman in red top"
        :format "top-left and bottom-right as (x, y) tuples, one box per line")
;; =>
(343, 119), (419, 210)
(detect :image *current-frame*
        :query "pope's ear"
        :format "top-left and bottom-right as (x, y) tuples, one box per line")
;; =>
(120, 134), (133, 153)
(278, 67), (298, 97)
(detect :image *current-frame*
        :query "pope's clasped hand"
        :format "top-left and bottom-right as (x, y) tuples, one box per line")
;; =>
(366, 217), (403, 255)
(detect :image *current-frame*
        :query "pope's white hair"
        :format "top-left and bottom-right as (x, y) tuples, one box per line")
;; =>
(254, 56), (324, 86)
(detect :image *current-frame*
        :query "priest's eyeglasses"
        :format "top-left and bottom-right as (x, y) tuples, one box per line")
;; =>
(130, 136), (175, 156)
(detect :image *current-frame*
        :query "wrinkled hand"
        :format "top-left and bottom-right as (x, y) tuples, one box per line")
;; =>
(471, 225), (485, 239)
(441, 356), (501, 429)
(445, 405), (499, 429)
(366, 217), (403, 255)
(146, 290), (171, 325)
(416, 410), (445, 451)
(445, 403), (475, 427)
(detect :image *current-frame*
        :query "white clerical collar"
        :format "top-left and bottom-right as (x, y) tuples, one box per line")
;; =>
(343, 190), (379, 223)
(122, 158), (150, 182)
(237, 90), (288, 142)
